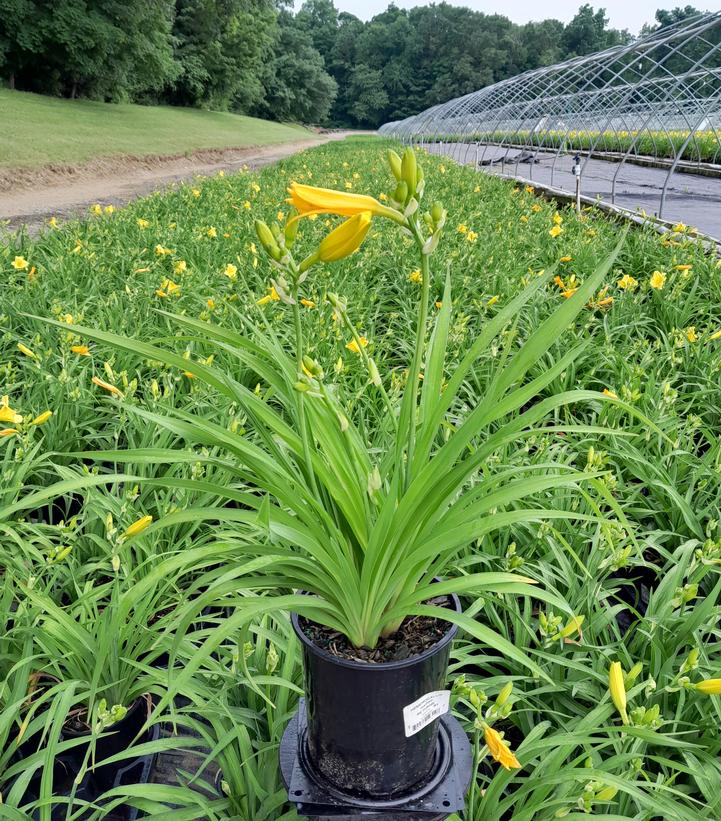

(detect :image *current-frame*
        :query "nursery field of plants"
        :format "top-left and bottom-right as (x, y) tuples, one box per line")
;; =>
(2, 135), (721, 819)
(434, 129), (721, 164)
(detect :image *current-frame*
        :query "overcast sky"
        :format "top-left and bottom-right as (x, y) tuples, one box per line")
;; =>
(331, 1), (694, 36)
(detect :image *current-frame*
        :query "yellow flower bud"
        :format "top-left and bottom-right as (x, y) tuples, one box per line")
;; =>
(609, 661), (628, 724)
(17, 343), (37, 359)
(124, 515), (153, 538)
(695, 678), (721, 695)
(30, 410), (53, 426)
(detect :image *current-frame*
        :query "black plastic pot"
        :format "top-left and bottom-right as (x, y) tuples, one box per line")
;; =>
(62, 694), (151, 790)
(291, 593), (461, 799)
(608, 564), (656, 634)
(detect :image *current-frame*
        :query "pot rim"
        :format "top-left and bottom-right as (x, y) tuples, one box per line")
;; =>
(291, 589), (461, 671)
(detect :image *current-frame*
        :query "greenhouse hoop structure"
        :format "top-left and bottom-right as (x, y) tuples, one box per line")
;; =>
(379, 11), (721, 240)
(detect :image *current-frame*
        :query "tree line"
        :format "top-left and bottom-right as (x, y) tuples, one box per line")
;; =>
(0, 1), (703, 128)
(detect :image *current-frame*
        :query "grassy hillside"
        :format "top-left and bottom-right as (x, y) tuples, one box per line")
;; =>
(0, 89), (318, 168)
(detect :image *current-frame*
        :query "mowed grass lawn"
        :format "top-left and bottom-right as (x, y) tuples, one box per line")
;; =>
(0, 89), (318, 168)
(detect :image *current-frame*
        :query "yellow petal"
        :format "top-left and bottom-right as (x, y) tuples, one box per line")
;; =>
(288, 182), (401, 222)
(124, 515), (153, 538)
(0, 405), (23, 424)
(695, 678), (721, 695)
(483, 725), (521, 770)
(92, 376), (123, 397)
(319, 212), (372, 262)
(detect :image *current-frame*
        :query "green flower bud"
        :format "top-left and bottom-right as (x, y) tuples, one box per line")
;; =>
(625, 661), (643, 686)
(401, 147), (417, 196)
(496, 682), (513, 707)
(255, 220), (280, 258)
(302, 355), (323, 378)
(387, 149), (403, 181)
(431, 201), (444, 222)
(595, 786), (618, 802)
(394, 180), (409, 204)
(266, 643), (279, 674)
(644, 703), (660, 724)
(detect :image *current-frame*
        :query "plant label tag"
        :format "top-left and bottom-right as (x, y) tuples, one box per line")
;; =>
(403, 690), (450, 737)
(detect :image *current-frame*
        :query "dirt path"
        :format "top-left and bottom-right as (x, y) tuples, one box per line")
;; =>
(0, 132), (359, 234)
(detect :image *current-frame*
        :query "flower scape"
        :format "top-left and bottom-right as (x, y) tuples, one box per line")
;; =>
(1, 136), (721, 819)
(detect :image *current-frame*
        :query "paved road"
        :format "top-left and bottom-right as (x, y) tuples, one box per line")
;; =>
(427, 142), (721, 240)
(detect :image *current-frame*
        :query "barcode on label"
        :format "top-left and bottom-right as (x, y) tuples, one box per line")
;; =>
(403, 690), (450, 737)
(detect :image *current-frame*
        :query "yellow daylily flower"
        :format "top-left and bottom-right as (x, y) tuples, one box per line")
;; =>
(71, 345), (91, 356)
(649, 270), (666, 290)
(483, 725), (521, 770)
(346, 336), (369, 354)
(0, 399), (23, 425)
(549, 225), (563, 238)
(11, 256), (29, 270)
(124, 515), (153, 538)
(617, 274), (638, 290)
(92, 376), (123, 397)
(408, 269), (422, 284)
(256, 286), (280, 306)
(318, 212), (372, 262)
(224, 263), (238, 280)
(609, 661), (628, 724)
(287, 182), (401, 223)
(685, 326), (698, 343)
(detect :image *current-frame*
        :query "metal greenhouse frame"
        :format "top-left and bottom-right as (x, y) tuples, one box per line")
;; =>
(379, 11), (721, 239)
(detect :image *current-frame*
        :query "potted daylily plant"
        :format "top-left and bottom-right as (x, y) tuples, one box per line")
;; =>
(39, 147), (629, 799)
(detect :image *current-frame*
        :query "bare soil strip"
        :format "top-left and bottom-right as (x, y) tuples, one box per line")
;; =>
(0, 133), (357, 234)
